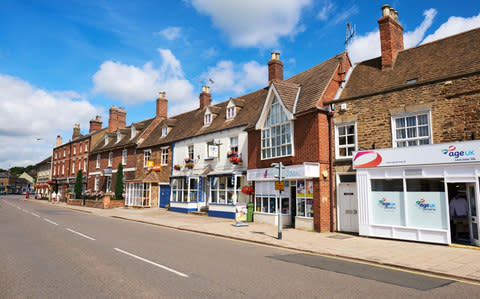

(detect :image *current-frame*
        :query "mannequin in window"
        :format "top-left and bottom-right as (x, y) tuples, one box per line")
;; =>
(450, 192), (468, 218)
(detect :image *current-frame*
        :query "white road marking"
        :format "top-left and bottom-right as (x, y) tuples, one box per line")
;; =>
(43, 218), (58, 226)
(17, 206), (21, 210)
(66, 228), (96, 241)
(31, 212), (40, 218)
(22, 209), (29, 213)
(114, 248), (188, 278)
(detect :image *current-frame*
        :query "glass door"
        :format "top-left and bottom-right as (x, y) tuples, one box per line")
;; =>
(469, 183), (479, 246)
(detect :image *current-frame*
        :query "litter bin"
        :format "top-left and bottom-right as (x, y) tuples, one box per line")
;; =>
(247, 203), (254, 222)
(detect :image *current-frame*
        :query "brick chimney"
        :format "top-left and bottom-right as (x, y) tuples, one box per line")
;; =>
(108, 106), (126, 132)
(268, 52), (283, 82)
(156, 91), (168, 118)
(199, 86), (211, 110)
(56, 135), (62, 147)
(378, 4), (404, 70)
(72, 124), (82, 140)
(89, 115), (102, 133)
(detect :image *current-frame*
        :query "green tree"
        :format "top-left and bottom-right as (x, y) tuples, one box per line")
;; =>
(74, 170), (83, 199)
(115, 163), (124, 200)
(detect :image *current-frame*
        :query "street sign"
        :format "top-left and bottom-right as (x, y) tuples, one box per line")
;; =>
(275, 181), (285, 191)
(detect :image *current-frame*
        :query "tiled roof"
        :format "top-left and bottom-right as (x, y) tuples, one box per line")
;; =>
(340, 28), (480, 100)
(285, 53), (345, 113)
(272, 81), (300, 112)
(91, 117), (155, 153)
(138, 88), (268, 149)
(54, 128), (106, 150)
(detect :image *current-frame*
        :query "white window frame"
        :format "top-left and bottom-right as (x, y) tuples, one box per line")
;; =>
(161, 127), (168, 138)
(105, 135), (108, 145)
(62, 162), (65, 175)
(83, 158), (87, 172)
(144, 149), (151, 168)
(230, 136), (238, 153)
(108, 152), (113, 167)
(335, 122), (357, 159)
(85, 141), (88, 152)
(53, 163), (56, 176)
(261, 97), (293, 160)
(117, 131), (121, 143)
(96, 154), (100, 169)
(94, 177), (99, 191)
(391, 110), (432, 148)
(204, 112), (212, 126)
(72, 160), (75, 174)
(74, 145), (77, 155)
(131, 126), (136, 139)
(161, 148), (168, 166)
(63, 148), (66, 157)
(122, 149), (127, 165)
(226, 106), (235, 120)
(79, 143), (82, 153)
(188, 145), (194, 160)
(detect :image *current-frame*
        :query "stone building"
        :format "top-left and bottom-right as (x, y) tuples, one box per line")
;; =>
(327, 5), (480, 246)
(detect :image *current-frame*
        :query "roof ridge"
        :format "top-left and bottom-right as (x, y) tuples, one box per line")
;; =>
(285, 52), (345, 82)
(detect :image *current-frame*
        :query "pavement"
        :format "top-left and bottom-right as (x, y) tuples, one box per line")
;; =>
(24, 197), (480, 284)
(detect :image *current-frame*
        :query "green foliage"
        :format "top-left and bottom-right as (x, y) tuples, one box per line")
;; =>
(74, 170), (83, 198)
(115, 163), (124, 200)
(9, 165), (35, 177)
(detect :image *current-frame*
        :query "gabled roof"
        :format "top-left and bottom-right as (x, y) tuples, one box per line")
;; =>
(91, 117), (155, 153)
(138, 88), (268, 149)
(339, 28), (480, 100)
(54, 128), (106, 150)
(272, 81), (300, 113)
(285, 53), (345, 113)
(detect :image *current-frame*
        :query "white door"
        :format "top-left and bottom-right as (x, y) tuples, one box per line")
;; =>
(338, 183), (358, 232)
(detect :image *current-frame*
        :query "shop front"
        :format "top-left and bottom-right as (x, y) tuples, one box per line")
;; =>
(206, 172), (249, 219)
(125, 180), (154, 207)
(169, 176), (204, 213)
(353, 140), (480, 246)
(247, 162), (319, 229)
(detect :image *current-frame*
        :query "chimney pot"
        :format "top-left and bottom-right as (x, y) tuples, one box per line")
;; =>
(89, 115), (103, 133)
(378, 5), (404, 70)
(199, 86), (212, 110)
(268, 52), (283, 82)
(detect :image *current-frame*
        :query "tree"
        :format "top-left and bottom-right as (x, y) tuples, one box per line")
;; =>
(115, 163), (124, 200)
(74, 170), (83, 199)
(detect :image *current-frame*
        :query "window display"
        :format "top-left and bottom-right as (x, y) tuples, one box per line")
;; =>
(371, 179), (405, 226)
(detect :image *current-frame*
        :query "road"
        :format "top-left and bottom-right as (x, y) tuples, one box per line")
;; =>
(1, 195), (479, 298)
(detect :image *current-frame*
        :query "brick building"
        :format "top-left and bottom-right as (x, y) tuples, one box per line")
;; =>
(247, 52), (351, 232)
(88, 100), (167, 200)
(327, 5), (480, 245)
(51, 117), (105, 200)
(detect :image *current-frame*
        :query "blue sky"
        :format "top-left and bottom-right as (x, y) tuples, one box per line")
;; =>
(1, 0), (480, 169)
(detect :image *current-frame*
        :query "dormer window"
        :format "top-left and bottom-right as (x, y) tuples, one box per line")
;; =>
(204, 112), (212, 126)
(161, 126), (168, 138)
(226, 106), (235, 120)
(105, 135), (108, 145)
(261, 96), (293, 159)
(117, 131), (121, 143)
(131, 126), (136, 139)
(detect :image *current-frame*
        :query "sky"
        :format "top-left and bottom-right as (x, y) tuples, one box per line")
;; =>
(1, 0), (479, 169)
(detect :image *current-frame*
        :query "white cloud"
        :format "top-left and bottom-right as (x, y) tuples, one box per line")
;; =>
(348, 8), (437, 63)
(317, 1), (334, 21)
(0, 74), (100, 168)
(422, 12), (480, 44)
(404, 8), (437, 48)
(92, 49), (197, 115)
(189, 0), (311, 47)
(332, 5), (358, 26)
(201, 60), (267, 95)
(157, 26), (182, 40)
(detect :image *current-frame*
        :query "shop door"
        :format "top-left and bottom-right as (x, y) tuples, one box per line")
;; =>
(338, 183), (358, 232)
(159, 185), (171, 208)
(467, 183), (479, 246)
(290, 186), (296, 228)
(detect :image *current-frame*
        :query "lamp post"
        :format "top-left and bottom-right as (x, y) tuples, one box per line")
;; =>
(271, 162), (285, 240)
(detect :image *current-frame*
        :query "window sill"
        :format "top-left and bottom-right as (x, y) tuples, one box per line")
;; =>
(209, 202), (235, 206)
(335, 156), (353, 161)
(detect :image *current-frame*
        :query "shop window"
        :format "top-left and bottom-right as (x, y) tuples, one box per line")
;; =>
(210, 175), (240, 204)
(125, 182), (151, 207)
(370, 179), (405, 226)
(171, 178), (192, 203)
(335, 123), (356, 158)
(406, 178), (447, 230)
(296, 179), (314, 217)
(189, 178), (198, 202)
(392, 112), (431, 147)
(261, 97), (293, 159)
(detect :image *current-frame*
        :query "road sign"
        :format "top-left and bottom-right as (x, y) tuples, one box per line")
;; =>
(275, 181), (285, 191)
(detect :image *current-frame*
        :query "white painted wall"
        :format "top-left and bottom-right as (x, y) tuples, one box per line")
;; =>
(172, 126), (248, 176)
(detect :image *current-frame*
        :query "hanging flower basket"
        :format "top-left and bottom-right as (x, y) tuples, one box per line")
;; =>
(227, 151), (238, 158)
(241, 185), (254, 195)
(184, 157), (194, 164)
(229, 156), (243, 165)
(185, 162), (195, 169)
(46, 180), (54, 185)
(174, 164), (182, 171)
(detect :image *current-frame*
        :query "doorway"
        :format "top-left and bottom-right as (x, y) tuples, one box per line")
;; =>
(448, 182), (479, 246)
(338, 183), (358, 233)
(290, 186), (296, 228)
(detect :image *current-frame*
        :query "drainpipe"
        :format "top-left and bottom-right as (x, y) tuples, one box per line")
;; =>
(327, 111), (335, 232)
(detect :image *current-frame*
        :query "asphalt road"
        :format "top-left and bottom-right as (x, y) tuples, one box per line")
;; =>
(1, 195), (480, 298)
